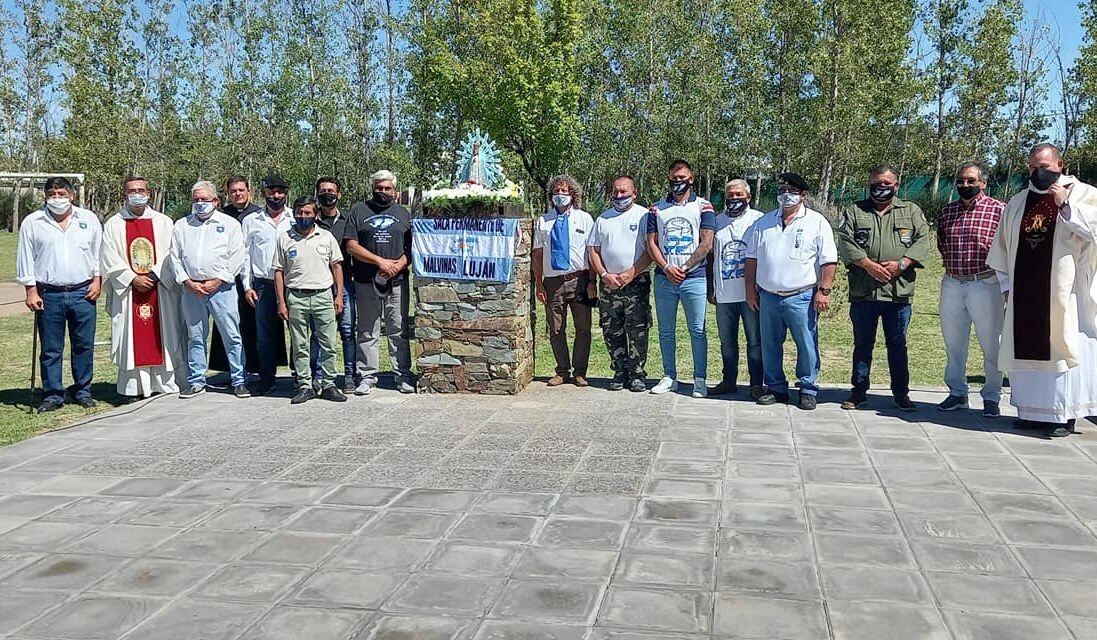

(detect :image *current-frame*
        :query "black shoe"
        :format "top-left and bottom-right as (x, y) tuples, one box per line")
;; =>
(608, 376), (625, 391)
(893, 395), (916, 412)
(36, 398), (64, 413)
(749, 385), (765, 401)
(253, 380), (275, 396)
(1015, 419), (1044, 431)
(179, 385), (205, 399)
(629, 378), (647, 392)
(342, 378), (358, 394)
(233, 384), (251, 398)
(798, 394), (817, 410)
(757, 391), (790, 406)
(841, 394), (868, 410)
(72, 396), (97, 409)
(319, 387), (348, 402)
(1046, 420), (1076, 438)
(709, 380), (738, 395)
(291, 388), (316, 404)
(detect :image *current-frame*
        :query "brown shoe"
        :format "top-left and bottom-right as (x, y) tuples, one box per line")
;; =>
(547, 375), (568, 387)
(573, 376), (589, 387)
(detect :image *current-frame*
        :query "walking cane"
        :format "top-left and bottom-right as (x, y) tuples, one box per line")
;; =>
(29, 310), (40, 413)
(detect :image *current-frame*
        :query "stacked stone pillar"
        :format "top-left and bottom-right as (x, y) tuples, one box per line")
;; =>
(413, 202), (534, 394)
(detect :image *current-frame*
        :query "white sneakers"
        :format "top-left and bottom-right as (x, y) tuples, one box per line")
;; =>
(692, 378), (708, 398)
(650, 377), (679, 394)
(355, 380), (373, 396)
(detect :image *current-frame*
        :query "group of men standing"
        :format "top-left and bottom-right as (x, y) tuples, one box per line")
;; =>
(533, 145), (1097, 438)
(16, 171), (416, 410)
(14, 143), (1097, 438)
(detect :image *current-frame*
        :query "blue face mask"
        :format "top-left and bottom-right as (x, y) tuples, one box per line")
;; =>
(297, 217), (316, 231)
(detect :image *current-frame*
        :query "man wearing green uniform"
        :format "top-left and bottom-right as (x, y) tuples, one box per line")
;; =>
(274, 196), (348, 404)
(837, 165), (930, 412)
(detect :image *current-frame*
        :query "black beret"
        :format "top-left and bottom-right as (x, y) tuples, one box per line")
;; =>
(778, 172), (811, 192)
(261, 173), (290, 190)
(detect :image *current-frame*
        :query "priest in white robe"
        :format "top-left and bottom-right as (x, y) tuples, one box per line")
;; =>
(101, 177), (184, 397)
(988, 143), (1097, 438)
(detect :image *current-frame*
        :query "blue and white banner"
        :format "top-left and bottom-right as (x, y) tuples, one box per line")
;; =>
(412, 217), (518, 283)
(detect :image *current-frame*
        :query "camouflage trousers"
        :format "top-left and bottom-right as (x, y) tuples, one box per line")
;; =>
(598, 273), (652, 379)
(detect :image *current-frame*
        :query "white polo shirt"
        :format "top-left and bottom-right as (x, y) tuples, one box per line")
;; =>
(241, 208), (294, 284)
(589, 204), (649, 274)
(712, 208), (764, 303)
(533, 207), (594, 277)
(170, 212), (247, 287)
(647, 195), (716, 280)
(745, 206), (838, 293)
(16, 207), (103, 287)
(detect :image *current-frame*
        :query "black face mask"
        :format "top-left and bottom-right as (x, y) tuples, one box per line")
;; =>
(869, 185), (896, 203)
(1029, 167), (1061, 192)
(318, 192), (339, 208)
(373, 191), (394, 206)
(726, 199), (749, 216)
(957, 185), (981, 200)
(668, 179), (690, 197)
(265, 196), (287, 210)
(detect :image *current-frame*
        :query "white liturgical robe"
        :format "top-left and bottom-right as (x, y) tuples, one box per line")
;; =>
(988, 176), (1097, 422)
(101, 207), (184, 397)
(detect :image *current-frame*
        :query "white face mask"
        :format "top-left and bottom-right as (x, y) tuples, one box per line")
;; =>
(192, 201), (216, 219)
(777, 192), (803, 209)
(552, 194), (572, 209)
(46, 197), (71, 217)
(127, 193), (149, 209)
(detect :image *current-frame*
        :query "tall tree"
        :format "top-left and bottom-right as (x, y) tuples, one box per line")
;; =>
(953, 0), (1018, 163)
(925, 0), (968, 200)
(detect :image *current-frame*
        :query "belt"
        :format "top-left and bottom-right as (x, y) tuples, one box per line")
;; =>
(38, 280), (92, 293)
(947, 270), (995, 282)
(289, 287), (328, 294)
(765, 284), (816, 297)
(547, 270), (587, 282)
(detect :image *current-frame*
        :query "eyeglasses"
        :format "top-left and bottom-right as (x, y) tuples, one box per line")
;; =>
(777, 187), (799, 194)
(955, 178), (980, 185)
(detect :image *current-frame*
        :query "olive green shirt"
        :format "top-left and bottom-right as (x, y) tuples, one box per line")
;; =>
(837, 198), (930, 302)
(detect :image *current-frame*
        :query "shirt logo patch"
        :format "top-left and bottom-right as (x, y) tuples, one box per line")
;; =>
(854, 228), (870, 248)
(216, 226), (225, 233)
(897, 228), (913, 246)
(288, 248), (298, 259)
(629, 223), (638, 231)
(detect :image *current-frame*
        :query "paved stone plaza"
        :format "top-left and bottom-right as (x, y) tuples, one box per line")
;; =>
(0, 383), (1095, 639)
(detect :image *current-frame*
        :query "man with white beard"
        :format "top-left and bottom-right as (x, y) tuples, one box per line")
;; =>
(988, 143), (1097, 438)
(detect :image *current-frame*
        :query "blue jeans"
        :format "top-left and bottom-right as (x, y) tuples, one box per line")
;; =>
(311, 281), (357, 382)
(181, 283), (245, 388)
(759, 288), (820, 396)
(654, 273), (707, 380)
(850, 300), (912, 397)
(252, 277), (280, 384)
(715, 301), (763, 387)
(37, 288), (96, 402)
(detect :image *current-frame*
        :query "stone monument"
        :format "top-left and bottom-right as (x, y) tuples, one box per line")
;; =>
(412, 130), (534, 394)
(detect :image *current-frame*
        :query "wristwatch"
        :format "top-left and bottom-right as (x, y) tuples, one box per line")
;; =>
(818, 287), (832, 295)
(898, 258), (910, 271)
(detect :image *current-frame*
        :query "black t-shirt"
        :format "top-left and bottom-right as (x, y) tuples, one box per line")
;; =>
(318, 209), (352, 264)
(344, 200), (413, 284)
(220, 202), (262, 221)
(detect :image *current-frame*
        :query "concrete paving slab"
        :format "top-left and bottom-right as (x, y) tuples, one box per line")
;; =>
(0, 385), (1095, 637)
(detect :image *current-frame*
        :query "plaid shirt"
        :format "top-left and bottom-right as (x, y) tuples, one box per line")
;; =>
(936, 193), (1005, 277)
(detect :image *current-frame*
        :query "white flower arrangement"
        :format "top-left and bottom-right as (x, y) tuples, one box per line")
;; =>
(422, 179), (523, 207)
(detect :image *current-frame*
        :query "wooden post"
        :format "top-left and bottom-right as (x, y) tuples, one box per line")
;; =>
(10, 179), (21, 234)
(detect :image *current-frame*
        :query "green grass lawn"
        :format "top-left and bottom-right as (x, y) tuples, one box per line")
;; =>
(0, 229), (987, 447)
